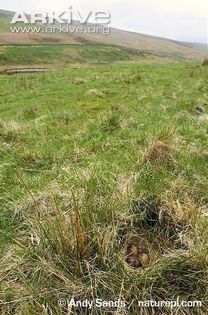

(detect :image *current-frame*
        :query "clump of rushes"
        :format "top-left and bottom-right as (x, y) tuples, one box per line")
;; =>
(37, 193), (93, 272)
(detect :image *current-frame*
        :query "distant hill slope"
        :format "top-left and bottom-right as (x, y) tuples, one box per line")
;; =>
(181, 41), (208, 51)
(0, 9), (206, 61)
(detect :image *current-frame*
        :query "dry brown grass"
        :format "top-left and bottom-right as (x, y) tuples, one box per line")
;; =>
(144, 140), (176, 167)
(164, 193), (201, 226)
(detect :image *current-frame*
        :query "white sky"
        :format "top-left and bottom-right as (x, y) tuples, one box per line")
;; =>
(1, 0), (207, 43)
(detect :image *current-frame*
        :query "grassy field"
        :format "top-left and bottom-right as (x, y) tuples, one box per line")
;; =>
(0, 52), (208, 314)
(0, 44), (141, 67)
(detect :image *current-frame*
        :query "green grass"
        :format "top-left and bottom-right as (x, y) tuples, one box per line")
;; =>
(0, 44), (138, 66)
(0, 57), (208, 314)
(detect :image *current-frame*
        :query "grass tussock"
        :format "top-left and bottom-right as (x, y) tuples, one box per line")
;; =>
(21, 106), (39, 120)
(202, 57), (208, 66)
(100, 111), (121, 132)
(143, 140), (176, 168)
(73, 78), (88, 85)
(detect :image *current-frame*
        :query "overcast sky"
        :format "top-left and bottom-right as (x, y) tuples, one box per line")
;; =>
(1, 0), (207, 43)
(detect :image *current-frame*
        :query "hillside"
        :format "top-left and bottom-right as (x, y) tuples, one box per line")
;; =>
(0, 9), (206, 61)
(0, 44), (144, 67)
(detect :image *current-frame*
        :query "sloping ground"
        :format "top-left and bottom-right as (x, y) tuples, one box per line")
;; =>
(0, 62), (208, 314)
(0, 9), (206, 61)
(0, 44), (140, 67)
(0, 32), (82, 45)
(81, 28), (207, 60)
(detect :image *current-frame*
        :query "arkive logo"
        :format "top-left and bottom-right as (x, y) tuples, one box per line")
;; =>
(10, 7), (111, 25)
